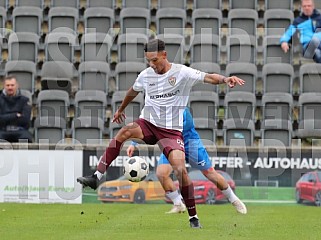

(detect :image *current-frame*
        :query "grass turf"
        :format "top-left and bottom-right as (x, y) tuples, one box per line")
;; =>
(0, 203), (320, 240)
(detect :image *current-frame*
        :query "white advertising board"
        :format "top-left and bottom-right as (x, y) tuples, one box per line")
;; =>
(0, 150), (83, 204)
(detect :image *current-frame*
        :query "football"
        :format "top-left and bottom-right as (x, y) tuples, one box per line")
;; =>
(123, 156), (149, 182)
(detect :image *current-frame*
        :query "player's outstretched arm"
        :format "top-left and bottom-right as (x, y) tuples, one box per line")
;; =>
(204, 73), (245, 88)
(112, 87), (140, 124)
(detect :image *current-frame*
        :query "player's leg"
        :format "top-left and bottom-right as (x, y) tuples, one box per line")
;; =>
(167, 149), (201, 228)
(157, 154), (186, 213)
(77, 122), (144, 190)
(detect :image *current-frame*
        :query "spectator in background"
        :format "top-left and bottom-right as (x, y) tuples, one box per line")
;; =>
(0, 76), (32, 143)
(280, 0), (321, 62)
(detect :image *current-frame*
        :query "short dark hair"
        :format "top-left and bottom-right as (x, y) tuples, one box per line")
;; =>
(144, 39), (165, 52)
(4, 75), (17, 82)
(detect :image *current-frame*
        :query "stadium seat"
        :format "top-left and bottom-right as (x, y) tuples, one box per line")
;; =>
(158, 0), (185, 8)
(156, 8), (186, 36)
(298, 93), (321, 121)
(189, 34), (220, 64)
(20, 89), (32, 105)
(223, 118), (255, 146)
(262, 63), (294, 94)
(193, 118), (216, 142)
(225, 63), (257, 93)
(48, 7), (78, 33)
(117, 33), (148, 63)
(227, 34), (256, 64)
(15, 0), (43, 8)
(72, 116), (104, 144)
(87, 0), (114, 8)
(156, 34), (185, 63)
(12, 6), (43, 35)
(120, 8), (151, 35)
(188, 91), (219, 120)
(230, 0), (256, 9)
(297, 119), (321, 139)
(192, 9), (222, 35)
(299, 63), (321, 94)
(224, 92), (256, 120)
(5, 60), (36, 94)
(193, 0), (221, 9)
(78, 61), (110, 93)
(34, 116), (66, 144)
(81, 32), (112, 62)
(111, 91), (144, 125)
(261, 119), (292, 147)
(115, 62), (146, 91)
(122, 0), (150, 8)
(37, 90), (70, 119)
(84, 7), (114, 34)
(41, 61), (74, 93)
(8, 32), (39, 62)
(262, 92), (293, 121)
(0, 0), (6, 8)
(228, 9), (258, 36)
(45, 32), (77, 62)
(264, 9), (294, 37)
(263, 36), (292, 64)
(51, 0), (78, 8)
(190, 62), (220, 92)
(265, 0), (293, 10)
(74, 90), (107, 120)
(0, 6), (5, 30)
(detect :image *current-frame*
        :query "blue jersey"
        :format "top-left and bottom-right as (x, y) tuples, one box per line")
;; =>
(158, 108), (212, 170)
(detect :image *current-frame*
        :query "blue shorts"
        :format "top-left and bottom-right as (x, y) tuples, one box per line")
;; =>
(158, 135), (212, 171)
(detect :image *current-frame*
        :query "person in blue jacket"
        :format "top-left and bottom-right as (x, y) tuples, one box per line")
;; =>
(127, 107), (247, 214)
(280, 0), (321, 62)
(0, 76), (32, 143)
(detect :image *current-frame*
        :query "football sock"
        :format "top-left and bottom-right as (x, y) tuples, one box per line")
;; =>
(166, 190), (183, 205)
(189, 215), (198, 220)
(180, 184), (197, 217)
(97, 139), (123, 173)
(222, 185), (238, 203)
(94, 171), (103, 180)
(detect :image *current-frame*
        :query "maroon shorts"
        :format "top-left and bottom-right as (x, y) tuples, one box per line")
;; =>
(135, 118), (185, 158)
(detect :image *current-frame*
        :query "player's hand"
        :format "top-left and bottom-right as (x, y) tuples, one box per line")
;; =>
(225, 76), (245, 88)
(112, 110), (126, 124)
(281, 42), (289, 53)
(126, 145), (135, 157)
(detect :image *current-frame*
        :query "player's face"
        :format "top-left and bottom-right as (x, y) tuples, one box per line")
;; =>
(4, 79), (18, 96)
(145, 51), (167, 74)
(301, 0), (314, 16)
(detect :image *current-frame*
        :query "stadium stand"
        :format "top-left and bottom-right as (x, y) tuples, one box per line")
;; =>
(84, 7), (114, 34)
(12, 6), (43, 35)
(192, 9), (222, 35)
(189, 91), (219, 120)
(8, 32), (39, 62)
(119, 7), (150, 35)
(34, 116), (66, 144)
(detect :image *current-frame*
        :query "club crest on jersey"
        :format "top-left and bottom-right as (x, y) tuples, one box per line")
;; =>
(168, 76), (176, 86)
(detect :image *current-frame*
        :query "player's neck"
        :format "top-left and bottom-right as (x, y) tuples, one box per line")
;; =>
(160, 62), (172, 74)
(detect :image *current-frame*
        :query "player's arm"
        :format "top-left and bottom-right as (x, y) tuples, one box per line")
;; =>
(127, 141), (138, 157)
(204, 73), (245, 88)
(112, 87), (139, 124)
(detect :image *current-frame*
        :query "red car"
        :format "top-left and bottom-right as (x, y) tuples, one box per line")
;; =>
(296, 171), (321, 206)
(166, 170), (236, 204)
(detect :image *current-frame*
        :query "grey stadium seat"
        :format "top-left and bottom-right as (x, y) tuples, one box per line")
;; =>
(190, 62), (220, 92)
(223, 118), (255, 146)
(87, 0), (114, 8)
(224, 92), (256, 120)
(157, 34), (185, 64)
(51, 0), (78, 8)
(156, 8), (186, 36)
(225, 63), (257, 93)
(262, 92), (293, 121)
(194, 0), (221, 9)
(15, 0), (43, 8)
(115, 62), (146, 91)
(297, 119), (321, 139)
(298, 93), (321, 122)
(158, 0), (185, 8)
(122, 0), (150, 8)
(48, 7), (78, 33)
(299, 63), (321, 94)
(261, 119), (292, 147)
(74, 90), (107, 120)
(45, 32), (77, 62)
(264, 9), (294, 37)
(5, 60), (36, 94)
(120, 7), (150, 35)
(188, 91), (219, 120)
(84, 7), (114, 34)
(34, 116), (66, 144)
(72, 116), (104, 145)
(192, 9), (222, 35)
(190, 34), (220, 64)
(41, 61), (74, 93)
(117, 33), (148, 63)
(193, 118), (216, 142)
(78, 61), (110, 93)
(265, 0), (293, 10)
(12, 6), (43, 35)
(227, 34), (256, 64)
(8, 32), (39, 62)
(81, 32), (112, 62)
(263, 36), (292, 64)
(230, 0), (256, 9)
(37, 90), (70, 119)
(228, 9), (258, 36)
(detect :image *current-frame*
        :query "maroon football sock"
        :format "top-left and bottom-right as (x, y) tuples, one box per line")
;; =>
(180, 184), (197, 217)
(97, 139), (123, 173)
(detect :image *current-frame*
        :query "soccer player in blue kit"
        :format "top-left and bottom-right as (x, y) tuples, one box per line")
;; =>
(127, 107), (247, 214)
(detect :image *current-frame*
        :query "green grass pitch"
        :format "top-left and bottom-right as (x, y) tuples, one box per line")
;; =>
(0, 203), (320, 240)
